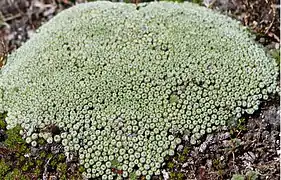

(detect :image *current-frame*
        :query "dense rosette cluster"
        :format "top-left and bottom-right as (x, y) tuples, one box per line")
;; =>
(0, 1), (278, 179)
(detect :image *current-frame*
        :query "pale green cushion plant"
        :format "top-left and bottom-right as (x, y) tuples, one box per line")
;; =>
(0, 1), (278, 179)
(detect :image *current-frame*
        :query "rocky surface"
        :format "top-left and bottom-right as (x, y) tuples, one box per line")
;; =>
(164, 98), (280, 180)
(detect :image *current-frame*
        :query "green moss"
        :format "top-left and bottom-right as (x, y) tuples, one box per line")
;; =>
(178, 154), (186, 163)
(15, 152), (20, 158)
(170, 172), (177, 179)
(22, 164), (29, 172)
(58, 153), (66, 161)
(218, 169), (224, 177)
(270, 49), (280, 67)
(167, 162), (175, 169)
(4, 125), (25, 149)
(237, 118), (247, 131)
(19, 155), (25, 163)
(191, 0), (203, 4)
(0, 120), (82, 179)
(34, 167), (41, 177)
(38, 137), (46, 145)
(182, 147), (189, 155)
(129, 171), (137, 180)
(78, 166), (85, 173)
(111, 159), (121, 168)
(39, 151), (46, 158)
(4, 169), (28, 180)
(0, 118), (6, 129)
(36, 159), (43, 166)
(57, 163), (67, 173)
(28, 160), (34, 167)
(230, 118), (247, 137)
(0, 112), (7, 129)
(19, 144), (28, 153)
(177, 172), (185, 179)
(47, 153), (53, 159)
(50, 159), (57, 167)
(0, 159), (10, 177)
(213, 158), (223, 172)
(60, 174), (67, 180)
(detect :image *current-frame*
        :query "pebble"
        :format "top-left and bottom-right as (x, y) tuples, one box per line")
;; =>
(243, 151), (256, 163)
(162, 170), (169, 180)
(177, 145), (184, 152)
(182, 162), (188, 168)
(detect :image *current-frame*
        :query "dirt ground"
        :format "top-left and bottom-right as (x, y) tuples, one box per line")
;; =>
(0, 0), (279, 51)
(0, 0), (279, 180)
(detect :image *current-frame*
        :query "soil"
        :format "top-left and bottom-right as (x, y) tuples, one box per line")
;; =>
(0, 0), (279, 180)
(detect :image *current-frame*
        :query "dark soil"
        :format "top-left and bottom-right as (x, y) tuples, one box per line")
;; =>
(209, 0), (280, 44)
(0, 0), (279, 180)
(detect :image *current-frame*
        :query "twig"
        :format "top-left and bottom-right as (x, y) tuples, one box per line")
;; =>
(268, 32), (280, 42)
(236, 130), (242, 138)
(208, 0), (217, 8)
(203, 0), (217, 8)
(43, 156), (53, 180)
(265, 12), (275, 34)
(3, 13), (22, 22)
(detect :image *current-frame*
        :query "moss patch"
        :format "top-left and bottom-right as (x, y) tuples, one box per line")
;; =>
(0, 113), (84, 179)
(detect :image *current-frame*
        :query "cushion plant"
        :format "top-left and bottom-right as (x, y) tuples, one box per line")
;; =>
(0, 1), (278, 179)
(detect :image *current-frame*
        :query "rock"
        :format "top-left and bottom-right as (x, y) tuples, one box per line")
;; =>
(243, 152), (256, 163)
(162, 170), (169, 180)
(177, 145), (184, 152)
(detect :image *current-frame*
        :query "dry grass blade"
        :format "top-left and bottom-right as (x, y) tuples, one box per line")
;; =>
(0, 36), (8, 68)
